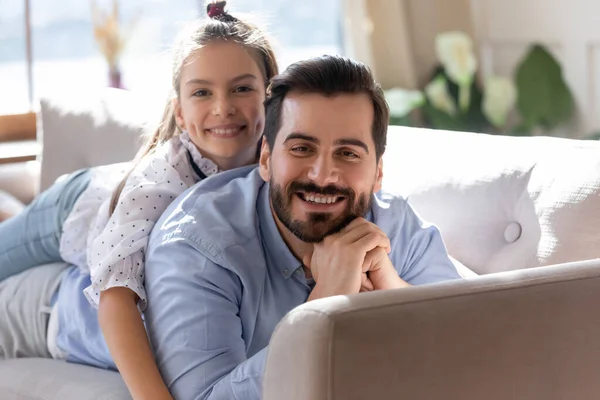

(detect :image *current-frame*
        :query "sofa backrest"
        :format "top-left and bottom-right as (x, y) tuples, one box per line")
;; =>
(35, 94), (600, 274)
(381, 126), (600, 274)
(263, 258), (600, 400)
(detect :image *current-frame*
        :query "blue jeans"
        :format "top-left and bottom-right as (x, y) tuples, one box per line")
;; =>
(0, 169), (91, 281)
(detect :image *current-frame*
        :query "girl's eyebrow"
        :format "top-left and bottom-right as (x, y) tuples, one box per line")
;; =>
(185, 74), (258, 86)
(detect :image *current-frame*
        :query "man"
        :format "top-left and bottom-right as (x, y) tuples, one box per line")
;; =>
(144, 55), (461, 399)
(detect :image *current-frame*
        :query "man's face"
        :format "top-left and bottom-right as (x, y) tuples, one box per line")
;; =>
(259, 92), (383, 243)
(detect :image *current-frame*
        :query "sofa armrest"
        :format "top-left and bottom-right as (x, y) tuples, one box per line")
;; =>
(264, 258), (600, 400)
(0, 160), (39, 204)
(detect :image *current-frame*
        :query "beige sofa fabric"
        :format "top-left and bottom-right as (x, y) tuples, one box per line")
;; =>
(264, 258), (600, 400)
(0, 358), (130, 400)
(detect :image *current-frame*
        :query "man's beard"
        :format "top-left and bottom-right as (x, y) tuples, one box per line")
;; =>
(270, 180), (372, 243)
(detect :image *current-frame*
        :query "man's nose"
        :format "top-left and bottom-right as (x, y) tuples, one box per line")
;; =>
(212, 95), (236, 116)
(307, 155), (339, 186)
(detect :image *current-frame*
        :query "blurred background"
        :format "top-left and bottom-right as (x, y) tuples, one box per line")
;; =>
(1, 0), (599, 167)
(0, 0), (342, 114)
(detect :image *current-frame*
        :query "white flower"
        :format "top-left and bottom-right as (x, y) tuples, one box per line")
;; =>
(483, 76), (517, 127)
(435, 31), (477, 87)
(385, 88), (424, 118)
(425, 76), (456, 116)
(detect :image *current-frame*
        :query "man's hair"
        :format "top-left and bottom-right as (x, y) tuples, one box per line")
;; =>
(263, 55), (389, 160)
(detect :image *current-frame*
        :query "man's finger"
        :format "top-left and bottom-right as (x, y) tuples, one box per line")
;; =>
(353, 231), (391, 256)
(361, 273), (373, 291)
(339, 222), (388, 247)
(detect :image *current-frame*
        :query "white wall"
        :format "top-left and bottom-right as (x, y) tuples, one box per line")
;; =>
(357, 0), (475, 89)
(470, 0), (598, 137)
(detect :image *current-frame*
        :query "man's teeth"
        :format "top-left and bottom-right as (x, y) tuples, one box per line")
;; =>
(304, 194), (339, 204)
(210, 127), (240, 135)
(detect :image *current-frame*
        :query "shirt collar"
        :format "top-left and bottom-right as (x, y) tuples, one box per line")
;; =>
(179, 130), (220, 177)
(257, 182), (303, 279)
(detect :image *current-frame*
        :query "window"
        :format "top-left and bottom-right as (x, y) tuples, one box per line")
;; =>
(231, 0), (343, 69)
(0, 0), (342, 115)
(0, 0), (30, 114)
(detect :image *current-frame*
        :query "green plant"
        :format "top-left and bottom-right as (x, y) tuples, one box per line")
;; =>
(513, 45), (575, 133)
(385, 32), (575, 136)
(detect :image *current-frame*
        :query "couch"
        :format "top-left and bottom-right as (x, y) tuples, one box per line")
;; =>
(1, 88), (599, 399)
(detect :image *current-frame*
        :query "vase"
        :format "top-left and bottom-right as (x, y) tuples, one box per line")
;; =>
(108, 66), (124, 89)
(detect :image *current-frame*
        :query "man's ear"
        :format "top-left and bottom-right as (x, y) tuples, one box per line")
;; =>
(373, 157), (383, 193)
(172, 97), (186, 130)
(258, 138), (271, 182)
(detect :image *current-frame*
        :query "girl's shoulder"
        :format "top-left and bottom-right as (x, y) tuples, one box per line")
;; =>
(153, 134), (187, 164)
(127, 135), (198, 188)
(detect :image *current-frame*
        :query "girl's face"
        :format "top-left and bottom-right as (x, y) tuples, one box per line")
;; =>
(174, 41), (266, 170)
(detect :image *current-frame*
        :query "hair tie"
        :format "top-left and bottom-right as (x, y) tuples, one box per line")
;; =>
(207, 1), (226, 19)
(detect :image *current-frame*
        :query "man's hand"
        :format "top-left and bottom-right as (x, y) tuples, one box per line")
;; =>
(362, 247), (410, 290)
(306, 218), (390, 301)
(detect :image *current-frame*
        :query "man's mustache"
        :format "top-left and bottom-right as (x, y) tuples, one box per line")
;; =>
(288, 181), (353, 198)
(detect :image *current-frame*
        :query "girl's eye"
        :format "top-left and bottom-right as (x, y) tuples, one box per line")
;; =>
(193, 89), (209, 97)
(234, 86), (253, 93)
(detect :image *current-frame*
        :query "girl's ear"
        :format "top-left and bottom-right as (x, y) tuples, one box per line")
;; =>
(258, 138), (271, 182)
(172, 97), (186, 130)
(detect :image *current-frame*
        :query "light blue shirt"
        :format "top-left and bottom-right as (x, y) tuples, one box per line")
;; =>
(55, 266), (115, 369)
(144, 166), (460, 400)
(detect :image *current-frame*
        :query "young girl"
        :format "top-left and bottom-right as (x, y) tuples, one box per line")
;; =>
(0, 2), (278, 399)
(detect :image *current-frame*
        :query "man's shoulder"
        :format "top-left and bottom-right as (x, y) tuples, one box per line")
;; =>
(150, 166), (264, 257)
(371, 190), (423, 239)
(372, 190), (410, 221)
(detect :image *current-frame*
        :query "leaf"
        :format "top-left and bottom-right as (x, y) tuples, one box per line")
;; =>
(389, 115), (414, 127)
(421, 103), (466, 131)
(426, 65), (492, 133)
(515, 44), (574, 132)
(585, 131), (600, 140)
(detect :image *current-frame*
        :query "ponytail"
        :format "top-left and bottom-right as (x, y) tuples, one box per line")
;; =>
(109, 99), (178, 215)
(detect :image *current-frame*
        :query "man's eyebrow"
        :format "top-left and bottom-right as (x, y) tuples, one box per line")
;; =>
(283, 134), (370, 153)
(282, 133), (319, 144)
(334, 138), (369, 153)
(185, 73), (258, 86)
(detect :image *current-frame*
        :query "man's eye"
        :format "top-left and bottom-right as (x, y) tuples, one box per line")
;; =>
(291, 146), (311, 153)
(193, 89), (209, 97)
(234, 86), (253, 93)
(341, 150), (359, 159)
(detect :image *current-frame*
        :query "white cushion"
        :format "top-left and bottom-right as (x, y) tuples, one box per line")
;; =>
(36, 88), (158, 191)
(527, 137), (600, 266)
(382, 127), (541, 274)
(382, 126), (600, 274)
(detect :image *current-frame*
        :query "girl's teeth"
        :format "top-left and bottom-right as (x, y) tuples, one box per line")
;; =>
(211, 128), (240, 135)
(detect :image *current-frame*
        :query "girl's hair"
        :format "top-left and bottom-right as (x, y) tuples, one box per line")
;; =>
(109, 0), (279, 214)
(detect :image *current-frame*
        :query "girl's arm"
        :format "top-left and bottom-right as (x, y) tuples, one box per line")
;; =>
(90, 156), (192, 399)
(99, 287), (173, 400)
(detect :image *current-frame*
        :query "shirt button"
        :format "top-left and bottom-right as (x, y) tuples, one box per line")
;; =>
(295, 269), (303, 276)
(283, 268), (290, 276)
(504, 222), (522, 243)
